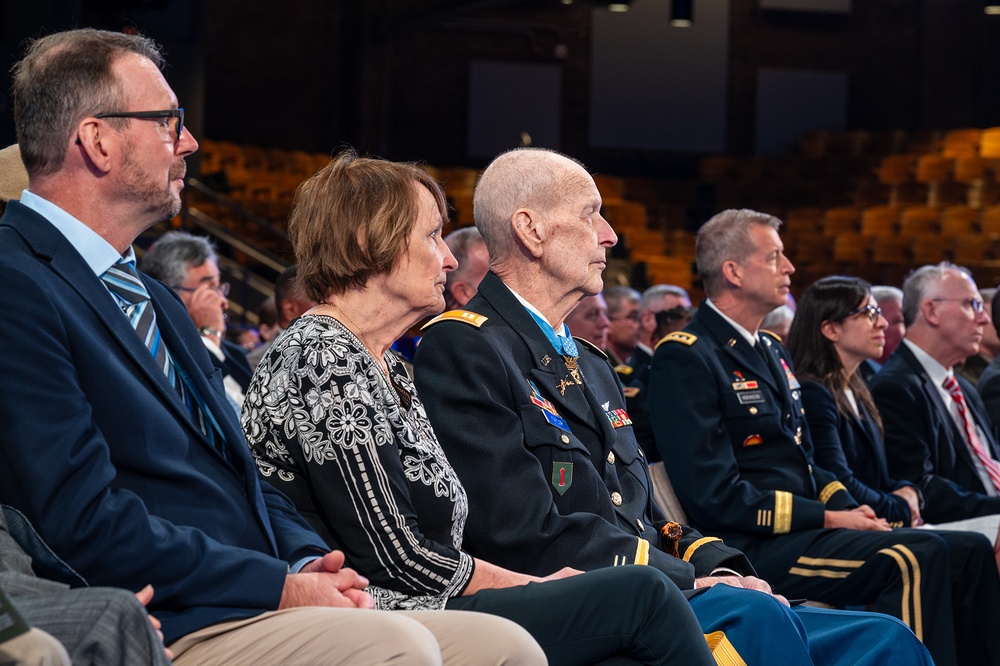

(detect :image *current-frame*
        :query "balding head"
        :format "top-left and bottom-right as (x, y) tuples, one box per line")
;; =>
(474, 148), (593, 265)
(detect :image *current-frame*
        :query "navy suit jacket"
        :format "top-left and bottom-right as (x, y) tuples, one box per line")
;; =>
(0, 202), (328, 644)
(871, 342), (1000, 522)
(799, 380), (914, 527)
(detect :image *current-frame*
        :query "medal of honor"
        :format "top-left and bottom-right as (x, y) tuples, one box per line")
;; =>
(564, 356), (583, 385)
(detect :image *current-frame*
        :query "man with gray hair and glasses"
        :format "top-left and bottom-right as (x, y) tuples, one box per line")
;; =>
(0, 27), (539, 665)
(139, 231), (251, 409)
(872, 263), (1000, 523)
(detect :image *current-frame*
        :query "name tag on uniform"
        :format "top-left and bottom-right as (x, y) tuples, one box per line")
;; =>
(737, 391), (765, 405)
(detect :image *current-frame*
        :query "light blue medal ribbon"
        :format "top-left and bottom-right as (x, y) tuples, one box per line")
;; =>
(525, 308), (578, 357)
(525, 308), (583, 389)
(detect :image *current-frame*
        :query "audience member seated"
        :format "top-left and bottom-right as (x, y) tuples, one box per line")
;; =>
(247, 264), (316, 369)
(978, 292), (1000, 434)
(243, 150), (713, 666)
(227, 324), (260, 352)
(564, 293), (610, 355)
(648, 208), (988, 666)
(13, 160), (160, 666)
(788, 273), (1000, 554)
(862, 285), (905, 382)
(0, 27), (540, 665)
(247, 296), (278, 366)
(443, 226), (490, 309)
(632, 285), (692, 372)
(871, 263), (1000, 523)
(603, 286), (642, 372)
(0, 509), (171, 666)
(140, 231), (252, 410)
(790, 277), (924, 528)
(415, 149), (932, 666)
(627, 305), (697, 464)
(760, 304), (794, 341)
(655, 306), (695, 338)
(959, 287), (1000, 385)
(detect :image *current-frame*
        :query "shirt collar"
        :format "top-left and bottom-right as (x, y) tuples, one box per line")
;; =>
(705, 298), (760, 346)
(903, 338), (952, 386)
(19, 190), (125, 275)
(502, 281), (572, 338)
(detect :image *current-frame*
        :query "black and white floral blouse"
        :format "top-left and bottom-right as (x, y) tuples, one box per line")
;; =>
(241, 314), (474, 610)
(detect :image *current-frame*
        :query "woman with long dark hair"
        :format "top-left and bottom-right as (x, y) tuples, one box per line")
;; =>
(787, 276), (921, 527)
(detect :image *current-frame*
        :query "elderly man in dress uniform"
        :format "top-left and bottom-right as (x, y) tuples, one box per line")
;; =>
(415, 148), (933, 666)
(648, 208), (1000, 666)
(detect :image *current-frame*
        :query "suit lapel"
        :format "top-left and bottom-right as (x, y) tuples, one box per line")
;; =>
(853, 401), (892, 475)
(8, 206), (185, 413)
(898, 344), (983, 478)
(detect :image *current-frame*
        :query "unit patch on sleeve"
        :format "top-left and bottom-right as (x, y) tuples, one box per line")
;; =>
(552, 462), (573, 495)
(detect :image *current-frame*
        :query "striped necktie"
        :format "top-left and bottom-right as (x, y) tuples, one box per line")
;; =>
(101, 259), (173, 383)
(101, 259), (226, 457)
(942, 375), (1000, 492)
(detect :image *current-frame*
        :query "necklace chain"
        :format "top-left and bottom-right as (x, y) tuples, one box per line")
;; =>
(317, 301), (389, 377)
(318, 301), (365, 338)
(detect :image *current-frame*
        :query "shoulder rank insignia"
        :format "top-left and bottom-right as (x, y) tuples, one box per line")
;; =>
(421, 310), (488, 330)
(657, 331), (697, 348)
(573, 336), (608, 360)
(760, 329), (783, 343)
(614, 364), (633, 376)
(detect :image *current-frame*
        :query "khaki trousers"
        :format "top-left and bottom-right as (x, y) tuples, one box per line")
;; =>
(0, 628), (70, 666)
(169, 607), (545, 666)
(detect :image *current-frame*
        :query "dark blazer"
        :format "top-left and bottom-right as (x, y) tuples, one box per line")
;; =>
(871, 341), (1000, 522)
(647, 305), (857, 572)
(976, 354), (1000, 439)
(799, 380), (914, 527)
(0, 202), (328, 644)
(414, 272), (753, 591)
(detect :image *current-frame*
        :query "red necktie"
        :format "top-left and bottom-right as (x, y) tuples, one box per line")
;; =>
(943, 375), (1000, 492)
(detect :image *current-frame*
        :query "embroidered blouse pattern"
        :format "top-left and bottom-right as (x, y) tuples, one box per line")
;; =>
(242, 315), (472, 610)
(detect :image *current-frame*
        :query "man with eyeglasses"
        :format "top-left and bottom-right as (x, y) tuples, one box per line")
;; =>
(139, 231), (251, 410)
(0, 27), (542, 665)
(649, 211), (999, 665)
(872, 262), (1000, 524)
(602, 285), (642, 367)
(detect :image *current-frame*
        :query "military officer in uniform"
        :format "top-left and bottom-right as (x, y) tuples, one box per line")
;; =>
(415, 148), (933, 666)
(648, 208), (1000, 666)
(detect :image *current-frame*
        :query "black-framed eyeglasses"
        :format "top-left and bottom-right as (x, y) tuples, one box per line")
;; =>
(173, 282), (230, 297)
(847, 304), (883, 324)
(931, 297), (985, 313)
(95, 108), (184, 141)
